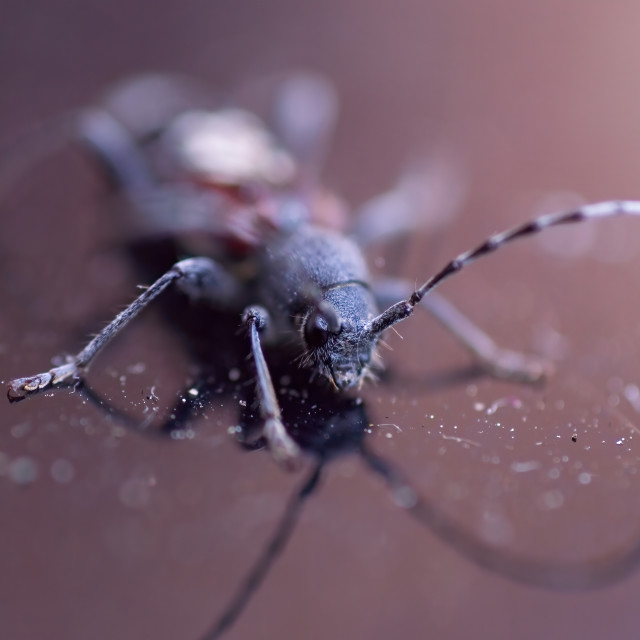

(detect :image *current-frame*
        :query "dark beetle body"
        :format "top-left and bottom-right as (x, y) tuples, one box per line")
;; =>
(258, 225), (378, 386)
(82, 73), (349, 252)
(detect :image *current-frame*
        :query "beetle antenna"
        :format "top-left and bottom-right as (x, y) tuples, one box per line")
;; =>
(201, 461), (323, 640)
(359, 444), (640, 589)
(366, 200), (640, 337)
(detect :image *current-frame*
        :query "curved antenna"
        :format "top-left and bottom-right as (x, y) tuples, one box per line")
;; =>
(200, 461), (323, 640)
(367, 200), (640, 337)
(360, 445), (640, 589)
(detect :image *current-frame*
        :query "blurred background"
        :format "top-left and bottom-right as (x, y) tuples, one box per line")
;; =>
(3, 1), (640, 639)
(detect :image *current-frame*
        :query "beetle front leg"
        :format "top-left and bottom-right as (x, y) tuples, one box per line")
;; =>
(373, 277), (551, 383)
(242, 306), (301, 469)
(420, 291), (551, 383)
(7, 257), (239, 402)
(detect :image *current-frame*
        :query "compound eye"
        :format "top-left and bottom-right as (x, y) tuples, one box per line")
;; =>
(304, 312), (331, 349)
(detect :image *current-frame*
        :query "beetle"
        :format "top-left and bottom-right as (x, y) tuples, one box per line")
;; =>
(5, 72), (553, 461)
(7, 72), (640, 639)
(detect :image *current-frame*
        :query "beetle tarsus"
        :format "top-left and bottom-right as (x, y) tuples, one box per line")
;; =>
(243, 306), (302, 470)
(264, 416), (302, 470)
(477, 347), (553, 384)
(7, 361), (79, 402)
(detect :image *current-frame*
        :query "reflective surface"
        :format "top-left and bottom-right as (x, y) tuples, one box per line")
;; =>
(3, 2), (640, 639)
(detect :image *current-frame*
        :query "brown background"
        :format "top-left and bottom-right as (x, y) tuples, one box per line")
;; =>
(3, 2), (640, 639)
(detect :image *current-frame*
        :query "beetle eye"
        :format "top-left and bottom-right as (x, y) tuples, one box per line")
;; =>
(304, 312), (331, 349)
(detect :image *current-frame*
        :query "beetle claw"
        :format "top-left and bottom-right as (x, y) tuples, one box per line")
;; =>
(479, 349), (553, 384)
(264, 417), (302, 471)
(7, 362), (79, 402)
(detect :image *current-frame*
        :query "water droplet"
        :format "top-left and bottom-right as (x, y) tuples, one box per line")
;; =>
(393, 485), (417, 509)
(9, 456), (38, 485)
(510, 461), (541, 473)
(578, 472), (592, 485)
(538, 489), (564, 510)
(119, 477), (152, 509)
(51, 458), (75, 484)
(479, 510), (514, 546)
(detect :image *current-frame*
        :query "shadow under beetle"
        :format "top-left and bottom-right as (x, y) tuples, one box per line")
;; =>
(8, 72), (640, 639)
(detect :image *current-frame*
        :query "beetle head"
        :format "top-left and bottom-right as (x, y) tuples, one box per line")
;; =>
(301, 286), (379, 390)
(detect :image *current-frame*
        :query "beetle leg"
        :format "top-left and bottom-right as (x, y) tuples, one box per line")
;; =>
(78, 108), (157, 194)
(242, 306), (301, 469)
(372, 277), (551, 383)
(351, 152), (468, 249)
(99, 73), (214, 141)
(271, 72), (337, 178)
(78, 107), (183, 235)
(78, 108), (229, 240)
(7, 257), (240, 402)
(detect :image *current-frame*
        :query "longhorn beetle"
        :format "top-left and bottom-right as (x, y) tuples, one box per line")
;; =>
(5, 72), (554, 456)
(7, 73), (640, 638)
